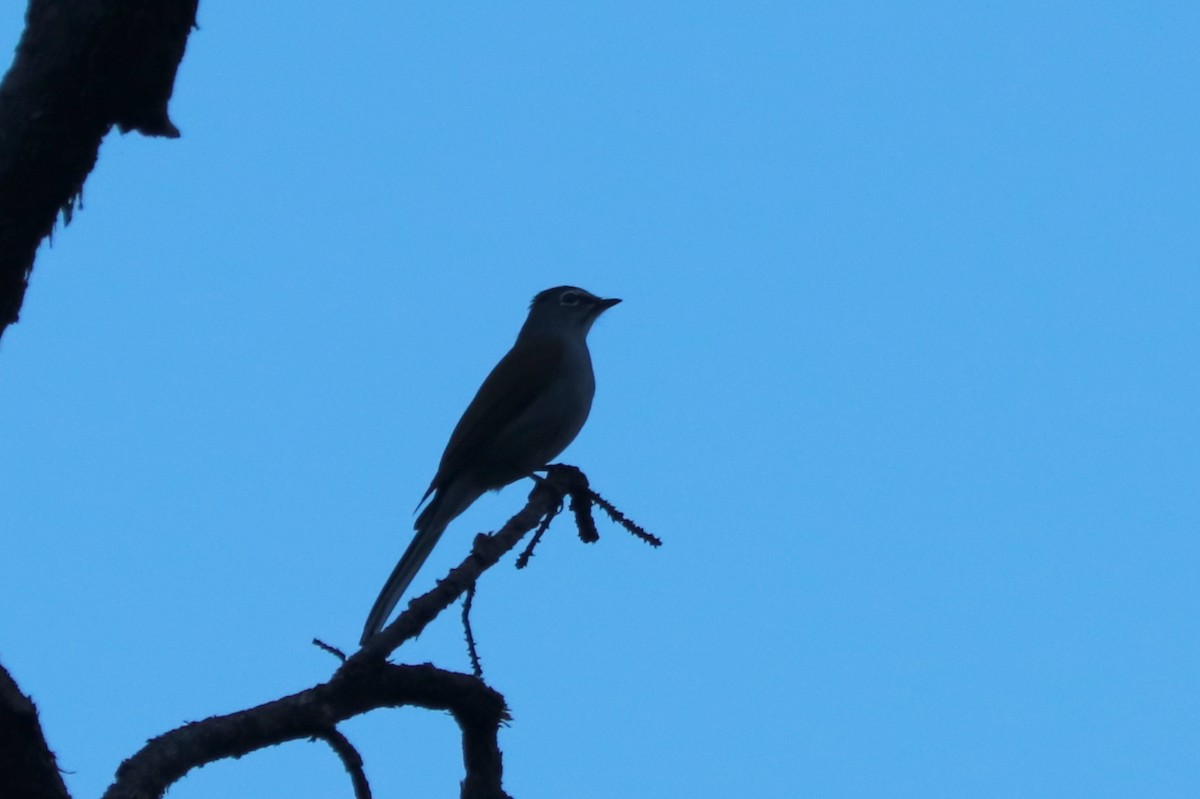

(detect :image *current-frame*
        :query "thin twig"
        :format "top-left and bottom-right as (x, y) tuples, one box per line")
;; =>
(589, 489), (662, 547)
(462, 582), (483, 678)
(312, 728), (371, 799)
(353, 469), (572, 660)
(568, 485), (600, 543)
(312, 638), (348, 662)
(515, 509), (557, 569)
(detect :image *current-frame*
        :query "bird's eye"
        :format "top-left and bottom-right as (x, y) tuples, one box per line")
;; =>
(560, 291), (582, 306)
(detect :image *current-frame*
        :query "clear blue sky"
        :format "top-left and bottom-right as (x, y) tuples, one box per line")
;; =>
(3, 3), (1199, 797)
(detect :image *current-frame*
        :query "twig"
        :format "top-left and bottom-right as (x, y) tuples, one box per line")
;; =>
(462, 581), (484, 678)
(353, 469), (574, 661)
(569, 485), (600, 543)
(313, 638), (348, 662)
(515, 508), (558, 569)
(312, 728), (371, 799)
(589, 489), (662, 547)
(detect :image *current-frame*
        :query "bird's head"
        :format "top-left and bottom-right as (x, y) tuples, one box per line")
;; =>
(522, 286), (621, 337)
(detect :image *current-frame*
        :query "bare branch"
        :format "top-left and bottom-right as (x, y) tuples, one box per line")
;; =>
(103, 662), (510, 799)
(589, 488), (663, 547)
(312, 728), (371, 799)
(98, 466), (645, 799)
(353, 469), (574, 661)
(0, 0), (199, 339)
(98, 470), (574, 799)
(462, 581), (484, 678)
(566, 469), (601, 543)
(515, 509), (557, 569)
(0, 661), (70, 799)
(313, 638), (350, 663)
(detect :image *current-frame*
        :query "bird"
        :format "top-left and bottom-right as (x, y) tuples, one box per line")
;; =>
(360, 286), (621, 644)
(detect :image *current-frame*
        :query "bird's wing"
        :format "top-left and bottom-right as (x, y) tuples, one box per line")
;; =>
(425, 333), (565, 496)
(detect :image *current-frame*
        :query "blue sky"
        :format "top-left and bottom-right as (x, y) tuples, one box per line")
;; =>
(2, 2), (1199, 797)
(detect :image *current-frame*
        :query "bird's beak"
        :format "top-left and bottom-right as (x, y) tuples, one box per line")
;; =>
(597, 297), (622, 311)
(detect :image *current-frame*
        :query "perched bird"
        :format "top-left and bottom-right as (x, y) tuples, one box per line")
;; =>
(360, 286), (621, 644)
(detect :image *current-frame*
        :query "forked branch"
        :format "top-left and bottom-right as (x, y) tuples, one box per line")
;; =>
(103, 466), (652, 799)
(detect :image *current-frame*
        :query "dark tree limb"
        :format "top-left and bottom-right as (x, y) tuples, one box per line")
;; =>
(0, 0), (199, 339)
(353, 466), (583, 661)
(104, 662), (511, 799)
(462, 581), (484, 678)
(30, 465), (635, 799)
(312, 728), (372, 799)
(0, 661), (70, 799)
(101, 469), (588, 799)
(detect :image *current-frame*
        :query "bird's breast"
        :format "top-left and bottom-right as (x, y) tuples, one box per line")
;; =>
(476, 339), (595, 488)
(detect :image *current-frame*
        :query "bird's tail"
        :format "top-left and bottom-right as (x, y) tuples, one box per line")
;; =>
(359, 482), (477, 645)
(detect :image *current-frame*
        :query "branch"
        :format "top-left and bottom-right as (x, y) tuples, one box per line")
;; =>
(104, 662), (510, 799)
(353, 467), (577, 660)
(102, 466), (629, 799)
(0, 0), (199, 339)
(462, 582), (484, 678)
(312, 728), (371, 799)
(0, 660), (70, 799)
(99, 471), (573, 799)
